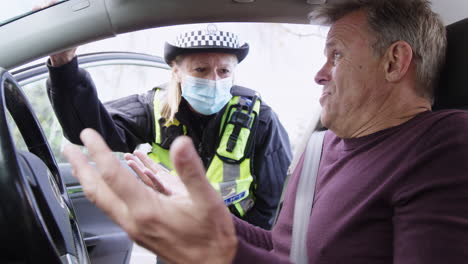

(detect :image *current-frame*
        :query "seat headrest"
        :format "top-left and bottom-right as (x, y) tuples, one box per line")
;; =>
(433, 18), (468, 110)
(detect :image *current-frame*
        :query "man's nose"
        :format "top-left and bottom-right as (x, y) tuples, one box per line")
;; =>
(314, 64), (331, 85)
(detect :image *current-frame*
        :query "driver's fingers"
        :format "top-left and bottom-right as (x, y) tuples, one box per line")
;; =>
(124, 154), (169, 194)
(133, 150), (169, 174)
(142, 168), (172, 195)
(170, 136), (222, 206)
(130, 151), (174, 193)
(63, 144), (131, 229)
(126, 159), (156, 189)
(80, 129), (156, 209)
(124, 153), (152, 183)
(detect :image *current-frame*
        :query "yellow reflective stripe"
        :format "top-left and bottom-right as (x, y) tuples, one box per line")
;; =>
(217, 126), (250, 160)
(234, 202), (246, 216)
(150, 89), (175, 172)
(148, 143), (174, 171)
(239, 158), (251, 181)
(219, 96), (238, 136)
(216, 97), (260, 160)
(153, 89), (162, 144)
(149, 92), (259, 217)
(234, 203), (245, 216)
(236, 160), (254, 210)
(206, 155), (224, 191)
(207, 95), (261, 216)
(206, 156), (255, 216)
(165, 118), (180, 126)
(150, 88), (189, 175)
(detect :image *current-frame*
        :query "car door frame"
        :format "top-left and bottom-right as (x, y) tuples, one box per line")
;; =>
(12, 51), (170, 264)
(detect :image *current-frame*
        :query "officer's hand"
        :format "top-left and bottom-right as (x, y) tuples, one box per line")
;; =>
(63, 129), (237, 264)
(32, 0), (78, 67)
(124, 151), (188, 196)
(32, 0), (57, 10)
(50, 47), (77, 67)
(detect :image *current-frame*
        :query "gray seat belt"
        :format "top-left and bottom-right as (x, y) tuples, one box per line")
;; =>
(289, 130), (326, 264)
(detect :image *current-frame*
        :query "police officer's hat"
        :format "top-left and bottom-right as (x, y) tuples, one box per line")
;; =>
(164, 24), (249, 65)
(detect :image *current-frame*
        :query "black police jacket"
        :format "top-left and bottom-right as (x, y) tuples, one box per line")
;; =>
(46, 56), (292, 229)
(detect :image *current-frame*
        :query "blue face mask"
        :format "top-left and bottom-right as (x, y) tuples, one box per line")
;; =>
(181, 75), (233, 115)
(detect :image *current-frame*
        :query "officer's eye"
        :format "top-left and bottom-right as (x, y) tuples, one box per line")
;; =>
(195, 67), (206, 73)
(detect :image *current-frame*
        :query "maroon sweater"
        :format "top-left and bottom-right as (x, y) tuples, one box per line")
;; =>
(233, 110), (468, 263)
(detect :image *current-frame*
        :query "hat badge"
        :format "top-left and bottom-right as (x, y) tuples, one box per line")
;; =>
(206, 24), (219, 35)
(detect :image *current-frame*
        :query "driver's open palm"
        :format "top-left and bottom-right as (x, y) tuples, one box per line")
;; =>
(64, 129), (237, 264)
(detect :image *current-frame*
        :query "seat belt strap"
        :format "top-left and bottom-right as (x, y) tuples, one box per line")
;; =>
(273, 118), (319, 225)
(289, 130), (326, 264)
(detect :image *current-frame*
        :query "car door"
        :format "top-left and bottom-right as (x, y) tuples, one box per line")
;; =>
(12, 51), (171, 264)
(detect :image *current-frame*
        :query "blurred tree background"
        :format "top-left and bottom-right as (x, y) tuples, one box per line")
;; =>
(9, 80), (69, 163)
(9, 22), (328, 166)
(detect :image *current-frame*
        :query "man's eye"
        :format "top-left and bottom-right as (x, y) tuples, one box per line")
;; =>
(195, 67), (206, 72)
(332, 52), (342, 65)
(220, 69), (230, 74)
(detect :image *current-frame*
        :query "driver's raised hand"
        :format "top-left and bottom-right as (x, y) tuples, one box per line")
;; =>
(63, 129), (238, 264)
(124, 150), (188, 196)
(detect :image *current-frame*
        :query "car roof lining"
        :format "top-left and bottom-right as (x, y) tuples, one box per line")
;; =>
(0, 0), (466, 70)
(0, 0), (321, 69)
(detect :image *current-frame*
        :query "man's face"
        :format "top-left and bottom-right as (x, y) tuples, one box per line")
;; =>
(315, 11), (388, 138)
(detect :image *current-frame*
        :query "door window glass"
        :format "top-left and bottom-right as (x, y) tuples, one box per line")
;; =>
(20, 62), (170, 162)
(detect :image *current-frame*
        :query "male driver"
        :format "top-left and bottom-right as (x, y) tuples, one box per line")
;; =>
(65, 0), (468, 263)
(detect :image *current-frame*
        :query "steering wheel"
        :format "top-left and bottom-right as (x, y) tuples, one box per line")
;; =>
(0, 69), (89, 263)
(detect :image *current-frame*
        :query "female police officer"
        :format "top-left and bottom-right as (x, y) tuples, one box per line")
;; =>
(47, 25), (292, 229)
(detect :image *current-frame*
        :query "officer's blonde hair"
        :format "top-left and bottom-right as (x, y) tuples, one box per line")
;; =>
(160, 56), (184, 124)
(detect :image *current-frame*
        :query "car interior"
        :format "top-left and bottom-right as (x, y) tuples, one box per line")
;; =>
(0, 0), (466, 263)
(433, 18), (468, 111)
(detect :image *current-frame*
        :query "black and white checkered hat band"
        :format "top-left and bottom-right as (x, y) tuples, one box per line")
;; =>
(174, 30), (241, 48)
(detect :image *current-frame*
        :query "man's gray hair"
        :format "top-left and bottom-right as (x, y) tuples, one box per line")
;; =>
(310, 0), (446, 100)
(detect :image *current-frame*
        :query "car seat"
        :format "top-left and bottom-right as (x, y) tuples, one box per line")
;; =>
(433, 18), (468, 110)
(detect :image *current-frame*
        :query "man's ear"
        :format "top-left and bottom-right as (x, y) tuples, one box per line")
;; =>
(383, 40), (413, 83)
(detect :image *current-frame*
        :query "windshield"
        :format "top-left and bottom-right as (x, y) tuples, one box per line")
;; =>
(0, 0), (67, 26)
(13, 22), (327, 159)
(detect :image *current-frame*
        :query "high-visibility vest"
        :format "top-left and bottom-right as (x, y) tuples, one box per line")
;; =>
(148, 87), (261, 217)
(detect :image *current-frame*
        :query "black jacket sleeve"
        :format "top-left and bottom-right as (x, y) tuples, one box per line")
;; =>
(46, 57), (155, 152)
(47, 57), (292, 229)
(243, 102), (292, 229)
